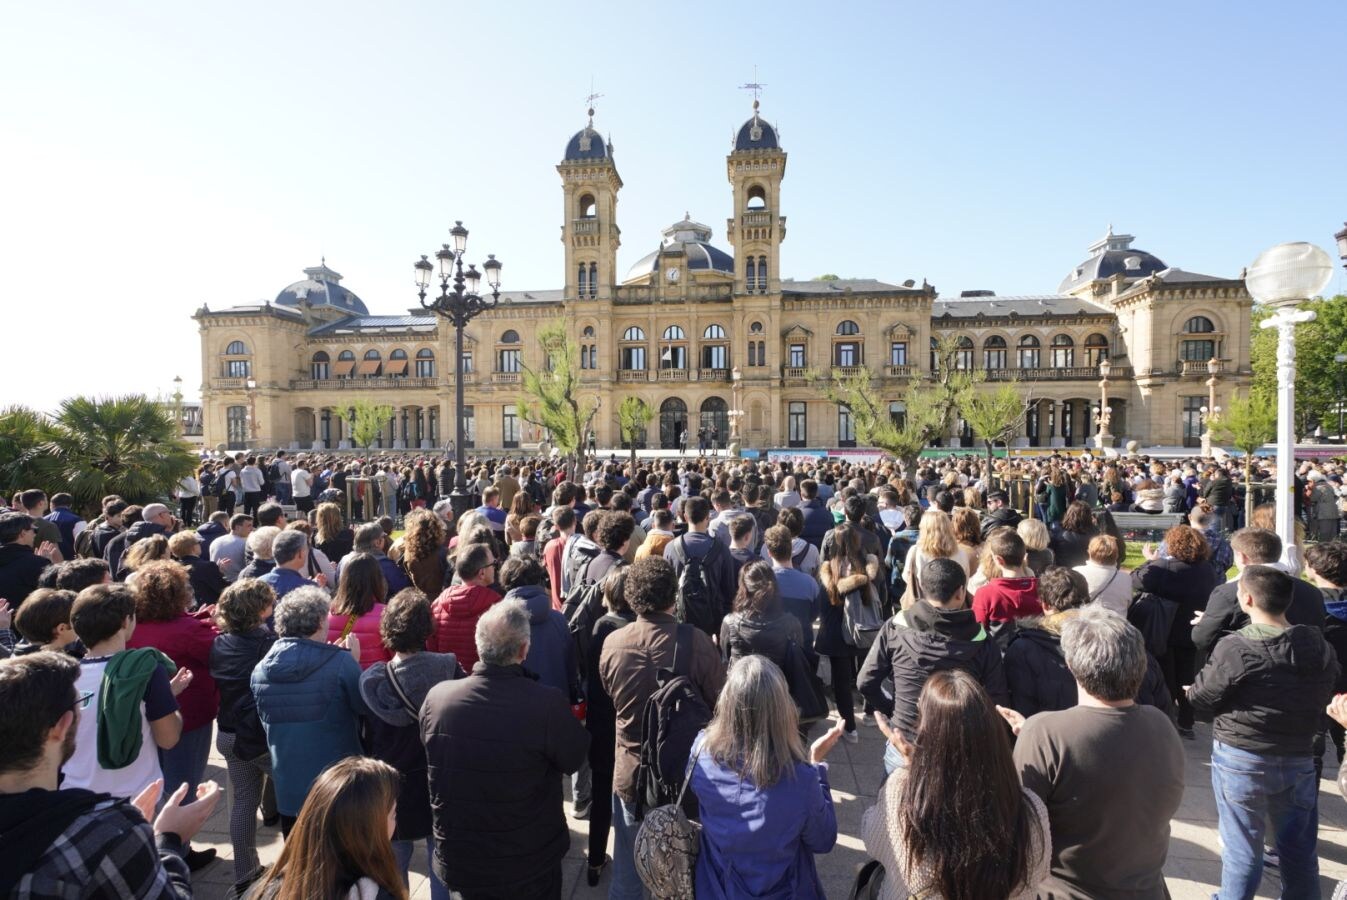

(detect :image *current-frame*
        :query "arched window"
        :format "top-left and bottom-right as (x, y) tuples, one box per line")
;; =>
(360, 348), (382, 378)
(310, 351), (330, 381)
(954, 336), (974, 370)
(661, 324), (687, 370)
(1084, 333), (1109, 367)
(746, 185), (767, 210)
(578, 193), (596, 218)
(983, 335), (1007, 370)
(223, 340), (250, 377)
(836, 320), (860, 336)
(1184, 316), (1216, 333)
(746, 257), (756, 288)
(583, 326), (595, 337)
(659, 397), (688, 449)
(500, 330), (521, 344)
(700, 397), (729, 440)
(703, 325), (726, 340)
(623, 326), (646, 341)
(1018, 335), (1041, 369)
(1050, 334), (1074, 368)
(389, 349), (407, 360)
(364, 349), (381, 360)
(662, 325), (685, 340)
(756, 255), (767, 292)
(1180, 316), (1219, 363)
(588, 262), (597, 298)
(338, 350), (355, 360)
(415, 348), (436, 378)
(225, 341), (248, 356)
(750, 321), (764, 334)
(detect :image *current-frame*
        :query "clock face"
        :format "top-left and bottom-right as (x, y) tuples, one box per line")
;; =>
(666, 267), (680, 283)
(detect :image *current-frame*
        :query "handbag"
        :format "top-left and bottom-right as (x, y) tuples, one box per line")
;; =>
(844, 587), (884, 650)
(634, 749), (702, 900)
(783, 639), (829, 723)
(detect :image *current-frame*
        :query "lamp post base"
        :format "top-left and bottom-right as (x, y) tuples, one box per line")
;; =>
(1093, 433), (1115, 450)
(449, 490), (477, 526)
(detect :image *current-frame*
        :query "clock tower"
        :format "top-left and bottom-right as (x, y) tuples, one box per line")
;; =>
(726, 98), (786, 296)
(558, 107), (621, 302)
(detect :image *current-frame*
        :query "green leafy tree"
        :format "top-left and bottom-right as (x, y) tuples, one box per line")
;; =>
(10, 396), (197, 515)
(807, 366), (942, 475)
(0, 405), (50, 497)
(340, 399), (395, 450)
(1213, 391), (1277, 524)
(960, 380), (1031, 466)
(927, 333), (986, 442)
(1250, 294), (1347, 438)
(518, 319), (599, 480)
(617, 396), (654, 468)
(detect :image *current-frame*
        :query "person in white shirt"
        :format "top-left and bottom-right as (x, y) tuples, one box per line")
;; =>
(239, 458), (267, 518)
(774, 476), (802, 510)
(175, 474), (201, 527)
(291, 462), (314, 514)
(1072, 534), (1131, 616)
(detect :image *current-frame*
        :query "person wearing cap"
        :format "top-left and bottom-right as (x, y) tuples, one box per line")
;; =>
(0, 513), (58, 610)
(979, 490), (1023, 541)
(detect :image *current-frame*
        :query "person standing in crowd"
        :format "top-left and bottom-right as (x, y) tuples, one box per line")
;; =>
(421, 599), (590, 900)
(237, 526), (279, 582)
(765, 524), (823, 649)
(315, 502), (355, 566)
(290, 457), (314, 514)
(43, 493), (84, 561)
(1017, 518), (1055, 576)
(209, 514), (253, 583)
(1049, 501), (1098, 569)
(209, 578), (277, 893)
(341, 522), (412, 595)
(428, 544), (501, 671)
(239, 457), (267, 519)
(719, 560), (803, 669)
(860, 557), (1007, 773)
(0, 651), (220, 899)
(259, 529), (325, 602)
(360, 588), (459, 900)
(663, 496), (736, 633)
(251, 586), (366, 835)
(797, 480), (834, 550)
(866, 669), (1050, 899)
(688, 655), (842, 899)
(1008, 605), (1184, 899)
(818, 522), (882, 744)
(1072, 534), (1130, 615)
(1134, 523), (1218, 738)
(400, 508), (450, 599)
(251, 757), (406, 900)
(1188, 565), (1339, 898)
(970, 529), (1041, 644)
(600, 556), (725, 900)
(543, 507), (575, 610)
(327, 553), (392, 670)
(86, 498), (129, 561)
(18, 491), (66, 563)
(168, 530), (227, 607)
(0, 513), (57, 609)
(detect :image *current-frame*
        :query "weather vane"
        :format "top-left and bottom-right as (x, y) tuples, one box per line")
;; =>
(739, 66), (766, 107)
(585, 78), (603, 124)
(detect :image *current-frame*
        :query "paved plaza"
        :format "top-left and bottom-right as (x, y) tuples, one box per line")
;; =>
(186, 717), (1347, 899)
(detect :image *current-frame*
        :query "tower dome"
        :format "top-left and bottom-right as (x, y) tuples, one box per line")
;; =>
(563, 108), (613, 161)
(733, 100), (780, 151)
(1058, 227), (1166, 293)
(273, 262), (368, 315)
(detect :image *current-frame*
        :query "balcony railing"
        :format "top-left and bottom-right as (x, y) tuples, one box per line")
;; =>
(698, 368), (730, 382)
(741, 211), (772, 227)
(289, 377), (440, 390)
(782, 367), (809, 381)
(618, 370), (649, 383)
(656, 369), (689, 382)
(984, 366), (1134, 381)
(212, 378), (248, 390)
(571, 218), (599, 234)
(833, 366), (866, 378)
(884, 365), (914, 377)
(492, 372), (521, 384)
(1179, 358), (1227, 376)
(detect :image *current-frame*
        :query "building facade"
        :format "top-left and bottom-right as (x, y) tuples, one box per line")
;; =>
(195, 103), (1253, 453)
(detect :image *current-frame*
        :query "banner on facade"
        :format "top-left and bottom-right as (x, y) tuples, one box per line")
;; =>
(765, 449), (828, 466)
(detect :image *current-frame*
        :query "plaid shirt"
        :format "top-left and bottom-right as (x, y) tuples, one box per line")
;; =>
(13, 794), (190, 899)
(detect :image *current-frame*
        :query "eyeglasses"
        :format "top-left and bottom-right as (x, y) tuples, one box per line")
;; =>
(72, 690), (94, 711)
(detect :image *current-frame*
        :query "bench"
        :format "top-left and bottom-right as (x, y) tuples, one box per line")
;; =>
(1108, 511), (1185, 541)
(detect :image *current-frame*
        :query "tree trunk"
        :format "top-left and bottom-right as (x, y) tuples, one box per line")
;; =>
(1245, 455), (1254, 526)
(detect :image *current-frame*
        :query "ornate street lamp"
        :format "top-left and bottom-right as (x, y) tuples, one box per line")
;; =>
(172, 375), (184, 438)
(1093, 357), (1113, 449)
(1200, 355), (1222, 457)
(415, 221), (502, 521)
(245, 377), (259, 446)
(1335, 222), (1347, 268)
(1247, 241), (1335, 555)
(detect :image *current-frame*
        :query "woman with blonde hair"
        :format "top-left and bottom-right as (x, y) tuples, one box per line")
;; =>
(119, 533), (171, 580)
(399, 508), (449, 598)
(688, 655), (843, 900)
(951, 507), (982, 576)
(1016, 518), (1054, 575)
(901, 509), (969, 599)
(315, 502), (355, 567)
(252, 757), (407, 900)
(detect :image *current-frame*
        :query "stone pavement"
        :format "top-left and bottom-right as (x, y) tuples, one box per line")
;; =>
(187, 719), (1347, 899)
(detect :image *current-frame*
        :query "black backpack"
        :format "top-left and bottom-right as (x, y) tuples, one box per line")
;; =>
(74, 521), (100, 559)
(635, 624), (712, 819)
(675, 536), (723, 637)
(266, 461), (282, 482)
(563, 556), (620, 672)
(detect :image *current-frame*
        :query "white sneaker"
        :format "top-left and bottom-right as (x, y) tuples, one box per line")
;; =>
(842, 728), (859, 744)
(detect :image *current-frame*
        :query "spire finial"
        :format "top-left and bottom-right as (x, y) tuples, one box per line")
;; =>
(739, 65), (766, 113)
(585, 78), (602, 128)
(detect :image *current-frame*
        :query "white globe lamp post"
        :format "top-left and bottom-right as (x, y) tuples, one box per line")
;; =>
(1247, 242), (1334, 557)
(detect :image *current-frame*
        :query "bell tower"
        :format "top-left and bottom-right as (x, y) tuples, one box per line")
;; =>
(558, 106), (622, 301)
(726, 96), (787, 296)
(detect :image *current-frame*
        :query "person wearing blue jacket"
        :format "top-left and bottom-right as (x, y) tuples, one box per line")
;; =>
(251, 585), (367, 833)
(500, 557), (578, 699)
(688, 654), (844, 900)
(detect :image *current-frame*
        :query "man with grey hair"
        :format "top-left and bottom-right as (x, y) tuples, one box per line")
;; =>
(260, 528), (326, 600)
(1005, 606), (1184, 900)
(104, 502), (175, 576)
(337, 521), (410, 594)
(421, 599), (590, 899)
(251, 586), (364, 835)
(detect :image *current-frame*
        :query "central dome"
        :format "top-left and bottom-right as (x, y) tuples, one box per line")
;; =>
(273, 263), (368, 315)
(1059, 228), (1166, 293)
(625, 215), (735, 282)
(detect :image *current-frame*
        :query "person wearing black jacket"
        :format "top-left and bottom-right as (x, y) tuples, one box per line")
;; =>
(1005, 567), (1170, 718)
(979, 491), (1023, 540)
(719, 560), (803, 670)
(858, 557), (1008, 775)
(1192, 528), (1326, 666)
(1188, 565), (1339, 900)
(207, 580), (277, 891)
(421, 600), (590, 899)
(104, 506), (171, 579)
(796, 479), (834, 550)
(1048, 502), (1098, 569)
(663, 498), (737, 635)
(1132, 524), (1218, 738)
(169, 532), (227, 608)
(1306, 540), (1347, 761)
(0, 514), (54, 611)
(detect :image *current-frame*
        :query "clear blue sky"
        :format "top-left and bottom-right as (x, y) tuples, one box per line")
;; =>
(3, 1), (1345, 410)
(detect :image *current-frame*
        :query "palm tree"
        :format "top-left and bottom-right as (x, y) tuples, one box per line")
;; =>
(0, 405), (50, 497)
(26, 395), (198, 515)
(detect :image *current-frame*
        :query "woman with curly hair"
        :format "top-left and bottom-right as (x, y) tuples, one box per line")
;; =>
(126, 560), (220, 868)
(118, 533), (171, 582)
(208, 579), (277, 890)
(400, 508), (449, 598)
(1133, 523), (1216, 738)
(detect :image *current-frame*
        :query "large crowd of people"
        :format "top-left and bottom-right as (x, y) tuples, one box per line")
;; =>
(3, 444), (1347, 899)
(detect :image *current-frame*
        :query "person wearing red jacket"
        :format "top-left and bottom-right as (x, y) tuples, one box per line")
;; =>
(428, 544), (501, 671)
(971, 529), (1041, 648)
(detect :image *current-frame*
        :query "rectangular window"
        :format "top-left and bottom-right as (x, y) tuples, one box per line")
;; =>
(788, 401), (807, 447)
(225, 360), (251, 378)
(1181, 340), (1216, 361)
(660, 345), (686, 370)
(460, 353), (473, 374)
(415, 358), (435, 378)
(701, 345), (728, 370)
(498, 349), (521, 373)
(1019, 348), (1040, 369)
(1182, 396), (1204, 447)
(789, 344), (806, 368)
(889, 342), (908, 366)
(838, 405), (856, 447)
(622, 346), (646, 370)
(1051, 347), (1074, 368)
(834, 342), (860, 367)
(983, 349), (1006, 370)
(311, 362), (329, 380)
(503, 405), (520, 448)
(954, 348), (973, 369)
(462, 406), (475, 448)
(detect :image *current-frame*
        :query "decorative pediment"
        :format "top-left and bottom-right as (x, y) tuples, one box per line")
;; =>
(886, 322), (915, 338)
(781, 323), (813, 339)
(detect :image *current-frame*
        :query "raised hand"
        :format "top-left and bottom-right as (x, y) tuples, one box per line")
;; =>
(131, 779), (163, 823)
(169, 667), (194, 696)
(809, 719), (847, 765)
(153, 781), (222, 842)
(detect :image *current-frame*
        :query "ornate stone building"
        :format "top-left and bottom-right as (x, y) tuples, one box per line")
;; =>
(195, 103), (1253, 453)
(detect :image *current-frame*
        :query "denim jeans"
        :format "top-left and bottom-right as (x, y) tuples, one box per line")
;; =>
(1210, 740), (1320, 900)
(393, 837), (449, 900)
(883, 740), (909, 777)
(159, 723), (212, 801)
(609, 794), (647, 899)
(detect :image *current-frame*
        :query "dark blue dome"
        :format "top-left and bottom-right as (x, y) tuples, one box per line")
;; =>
(1059, 229), (1166, 293)
(274, 263), (368, 315)
(625, 216), (735, 281)
(563, 126), (611, 161)
(734, 114), (779, 151)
